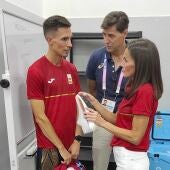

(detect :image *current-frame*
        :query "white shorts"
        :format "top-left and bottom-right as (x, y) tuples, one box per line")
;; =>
(113, 146), (149, 170)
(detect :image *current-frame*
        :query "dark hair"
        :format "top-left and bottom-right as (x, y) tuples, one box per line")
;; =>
(43, 15), (71, 37)
(101, 11), (129, 33)
(126, 39), (163, 100)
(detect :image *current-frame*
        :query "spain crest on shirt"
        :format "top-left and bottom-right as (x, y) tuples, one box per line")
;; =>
(67, 74), (73, 84)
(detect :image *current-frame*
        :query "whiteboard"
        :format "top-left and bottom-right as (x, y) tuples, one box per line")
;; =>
(2, 11), (47, 143)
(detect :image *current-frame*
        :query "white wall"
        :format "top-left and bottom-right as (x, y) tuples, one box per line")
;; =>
(43, 0), (170, 18)
(5, 0), (43, 17)
(4, 0), (170, 18)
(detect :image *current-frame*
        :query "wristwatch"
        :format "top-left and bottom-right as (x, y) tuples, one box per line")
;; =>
(74, 135), (82, 143)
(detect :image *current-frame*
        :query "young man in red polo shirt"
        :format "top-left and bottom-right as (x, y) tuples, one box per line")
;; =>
(27, 15), (82, 170)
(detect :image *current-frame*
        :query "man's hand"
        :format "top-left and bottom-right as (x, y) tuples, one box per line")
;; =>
(58, 146), (72, 165)
(68, 140), (80, 160)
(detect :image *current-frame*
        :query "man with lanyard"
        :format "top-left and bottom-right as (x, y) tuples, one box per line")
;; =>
(86, 11), (129, 170)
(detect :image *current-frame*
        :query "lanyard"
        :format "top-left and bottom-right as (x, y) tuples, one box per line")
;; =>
(115, 71), (124, 94)
(102, 53), (124, 99)
(102, 54), (107, 91)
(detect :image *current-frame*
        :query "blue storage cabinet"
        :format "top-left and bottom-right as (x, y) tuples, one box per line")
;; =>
(148, 112), (170, 170)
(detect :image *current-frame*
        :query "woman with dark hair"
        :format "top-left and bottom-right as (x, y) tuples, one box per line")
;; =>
(79, 39), (163, 170)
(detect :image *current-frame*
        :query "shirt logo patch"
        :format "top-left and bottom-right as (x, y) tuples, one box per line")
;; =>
(48, 78), (55, 84)
(98, 63), (104, 69)
(67, 74), (73, 84)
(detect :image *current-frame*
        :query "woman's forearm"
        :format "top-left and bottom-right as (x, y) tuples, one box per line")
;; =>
(102, 121), (141, 145)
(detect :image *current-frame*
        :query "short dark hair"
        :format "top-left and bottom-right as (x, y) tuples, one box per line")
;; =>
(101, 11), (129, 33)
(43, 15), (71, 37)
(126, 39), (163, 100)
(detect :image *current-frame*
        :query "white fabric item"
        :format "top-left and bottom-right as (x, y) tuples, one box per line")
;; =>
(76, 94), (95, 134)
(113, 146), (149, 170)
(93, 125), (113, 170)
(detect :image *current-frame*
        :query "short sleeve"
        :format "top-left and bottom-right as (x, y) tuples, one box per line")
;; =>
(132, 85), (155, 116)
(26, 67), (44, 100)
(86, 51), (97, 80)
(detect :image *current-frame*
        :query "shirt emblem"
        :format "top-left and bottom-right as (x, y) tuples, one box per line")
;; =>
(67, 74), (73, 84)
(48, 78), (55, 84)
(98, 63), (104, 69)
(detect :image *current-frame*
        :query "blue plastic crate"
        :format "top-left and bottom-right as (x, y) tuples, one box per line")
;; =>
(148, 143), (170, 170)
(148, 112), (170, 170)
(152, 112), (170, 140)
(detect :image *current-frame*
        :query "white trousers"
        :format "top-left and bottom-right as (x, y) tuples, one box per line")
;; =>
(92, 125), (113, 170)
(113, 146), (149, 170)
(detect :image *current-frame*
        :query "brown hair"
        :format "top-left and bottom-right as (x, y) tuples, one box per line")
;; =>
(43, 15), (71, 38)
(101, 11), (129, 33)
(126, 39), (163, 100)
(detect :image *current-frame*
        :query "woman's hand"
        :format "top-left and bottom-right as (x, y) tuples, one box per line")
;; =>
(78, 92), (98, 105)
(84, 107), (107, 127)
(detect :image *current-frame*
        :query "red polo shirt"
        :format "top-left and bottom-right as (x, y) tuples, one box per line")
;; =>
(27, 56), (80, 149)
(111, 83), (158, 151)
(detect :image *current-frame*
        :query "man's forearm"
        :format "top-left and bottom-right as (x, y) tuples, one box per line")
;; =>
(75, 124), (83, 136)
(36, 115), (64, 150)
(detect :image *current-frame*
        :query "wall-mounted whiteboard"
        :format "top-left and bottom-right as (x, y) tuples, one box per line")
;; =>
(1, 10), (47, 143)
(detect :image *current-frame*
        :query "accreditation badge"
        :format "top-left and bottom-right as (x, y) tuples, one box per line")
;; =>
(101, 98), (115, 112)
(67, 74), (73, 84)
